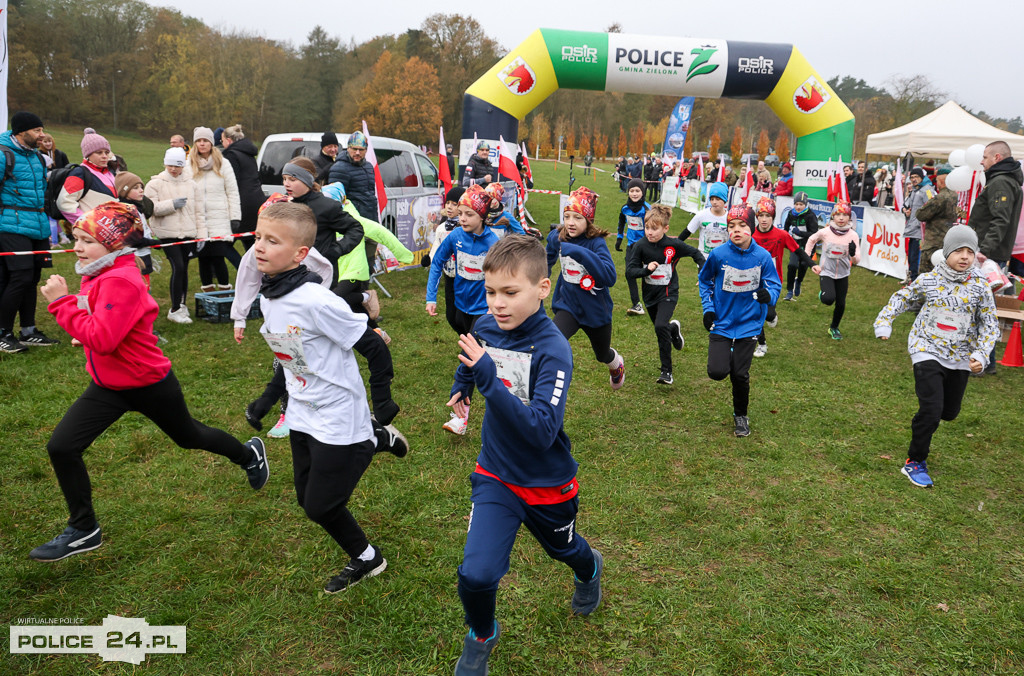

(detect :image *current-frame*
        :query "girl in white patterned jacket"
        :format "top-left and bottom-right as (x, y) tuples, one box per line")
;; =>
(873, 225), (999, 489)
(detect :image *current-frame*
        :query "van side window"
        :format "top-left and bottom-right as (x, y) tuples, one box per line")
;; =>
(259, 141), (319, 186)
(377, 149), (418, 188)
(415, 155), (439, 188)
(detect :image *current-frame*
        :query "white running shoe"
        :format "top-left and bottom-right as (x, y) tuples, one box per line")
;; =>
(442, 413), (468, 436)
(753, 343), (768, 358)
(167, 307), (192, 324)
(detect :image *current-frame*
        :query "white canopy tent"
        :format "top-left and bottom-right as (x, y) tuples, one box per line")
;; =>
(865, 100), (1024, 159)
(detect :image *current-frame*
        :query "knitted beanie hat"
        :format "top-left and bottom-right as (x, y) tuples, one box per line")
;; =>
(81, 127), (110, 158)
(459, 184), (491, 219)
(942, 224), (979, 258)
(114, 172), (143, 198)
(726, 205), (755, 230)
(11, 111), (44, 134)
(193, 126), (215, 144)
(163, 147), (187, 167)
(73, 202), (146, 251)
(564, 186), (598, 223)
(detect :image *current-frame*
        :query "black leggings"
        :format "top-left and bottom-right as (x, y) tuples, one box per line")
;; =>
(647, 300), (677, 372)
(46, 371), (252, 531)
(908, 360), (970, 463)
(451, 308), (481, 337)
(786, 247), (810, 291)
(443, 275), (458, 335)
(290, 428), (381, 560)
(0, 265), (41, 332)
(199, 256), (229, 286)
(625, 243), (640, 305)
(818, 276), (850, 330)
(552, 311), (615, 363)
(162, 239), (196, 311)
(333, 278), (377, 329)
(707, 334), (757, 416)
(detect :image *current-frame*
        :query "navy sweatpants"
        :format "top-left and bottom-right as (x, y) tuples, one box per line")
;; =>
(457, 473), (595, 636)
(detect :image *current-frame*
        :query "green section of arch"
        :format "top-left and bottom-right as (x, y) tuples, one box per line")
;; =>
(539, 29), (608, 90)
(795, 119), (856, 200)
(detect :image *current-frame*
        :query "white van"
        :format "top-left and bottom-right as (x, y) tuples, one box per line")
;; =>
(256, 133), (443, 256)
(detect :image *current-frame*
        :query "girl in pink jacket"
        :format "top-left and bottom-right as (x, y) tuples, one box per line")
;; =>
(805, 201), (861, 341)
(29, 202), (268, 563)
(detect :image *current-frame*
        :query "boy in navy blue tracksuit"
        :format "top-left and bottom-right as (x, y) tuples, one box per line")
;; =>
(625, 204), (705, 385)
(426, 184), (501, 435)
(698, 205), (782, 437)
(449, 235), (601, 676)
(616, 178), (652, 314)
(546, 186), (625, 389)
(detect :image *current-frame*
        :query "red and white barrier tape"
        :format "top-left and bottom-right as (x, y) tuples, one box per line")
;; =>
(0, 232), (255, 257)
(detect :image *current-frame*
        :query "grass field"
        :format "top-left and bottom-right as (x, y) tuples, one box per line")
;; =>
(3, 135), (1023, 675)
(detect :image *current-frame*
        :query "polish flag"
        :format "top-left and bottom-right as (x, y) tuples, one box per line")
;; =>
(438, 126), (453, 195)
(741, 156), (753, 202)
(697, 158), (705, 183)
(520, 142), (533, 182)
(717, 161), (726, 183)
(892, 163), (904, 212)
(362, 120), (387, 218)
(498, 136), (525, 196)
(838, 155), (849, 202)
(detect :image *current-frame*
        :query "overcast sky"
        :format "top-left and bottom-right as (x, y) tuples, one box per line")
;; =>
(145, 0), (1022, 121)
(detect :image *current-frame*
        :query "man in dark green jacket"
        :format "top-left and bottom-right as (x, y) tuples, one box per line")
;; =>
(916, 167), (959, 273)
(969, 141), (1022, 265)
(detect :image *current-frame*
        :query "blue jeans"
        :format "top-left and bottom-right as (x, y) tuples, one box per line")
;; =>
(907, 237), (921, 281)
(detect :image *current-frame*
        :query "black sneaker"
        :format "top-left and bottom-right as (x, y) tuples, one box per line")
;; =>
(625, 303), (645, 316)
(734, 415), (751, 437)
(243, 437), (270, 490)
(571, 549), (603, 615)
(656, 370), (673, 385)
(669, 319), (684, 350)
(30, 525), (102, 561)
(0, 331), (28, 353)
(19, 329), (59, 346)
(324, 547), (387, 593)
(375, 423), (409, 458)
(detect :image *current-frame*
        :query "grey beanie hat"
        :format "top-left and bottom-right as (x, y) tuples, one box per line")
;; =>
(942, 224), (979, 259)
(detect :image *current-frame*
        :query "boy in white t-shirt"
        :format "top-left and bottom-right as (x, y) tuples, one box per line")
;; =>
(253, 201), (409, 594)
(681, 181), (729, 255)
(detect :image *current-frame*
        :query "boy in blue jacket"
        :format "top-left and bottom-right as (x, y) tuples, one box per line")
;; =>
(449, 235), (602, 676)
(483, 182), (525, 238)
(616, 178), (651, 315)
(426, 184), (501, 435)
(698, 205), (781, 437)
(546, 186), (624, 389)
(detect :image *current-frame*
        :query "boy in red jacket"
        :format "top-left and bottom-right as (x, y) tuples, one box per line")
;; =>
(31, 202), (268, 562)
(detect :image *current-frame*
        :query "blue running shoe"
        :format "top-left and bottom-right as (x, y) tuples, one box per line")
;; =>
(901, 460), (933, 488)
(572, 549), (603, 615)
(455, 621), (500, 676)
(30, 525), (102, 561)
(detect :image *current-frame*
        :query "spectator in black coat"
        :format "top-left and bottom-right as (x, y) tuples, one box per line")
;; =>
(312, 132), (339, 183)
(221, 124), (264, 250)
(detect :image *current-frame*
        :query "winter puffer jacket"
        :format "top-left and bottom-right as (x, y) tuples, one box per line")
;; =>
(185, 157), (239, 239)
(221, 138), (264, 230)
(0, 130), (49, 238)
(328, 153), (377, 220)
(969, 157), (1024, 262)
(144, 170), (206, 239)
(56, 161), (118, 224)
(462, 153), (494, 187)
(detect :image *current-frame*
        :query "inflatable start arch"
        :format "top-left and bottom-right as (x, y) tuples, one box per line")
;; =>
(462, 29), (854, 199)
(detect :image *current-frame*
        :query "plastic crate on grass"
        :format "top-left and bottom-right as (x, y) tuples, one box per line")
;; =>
(194, 290), (261, 323)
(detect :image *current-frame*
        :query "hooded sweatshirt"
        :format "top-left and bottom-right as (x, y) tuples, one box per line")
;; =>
(805, 224), (861, 279)
(546, 228), (617, 328)
(48, 255), (171, 390)
(873, 260), (999, 370)
(698, 239), (781, 339)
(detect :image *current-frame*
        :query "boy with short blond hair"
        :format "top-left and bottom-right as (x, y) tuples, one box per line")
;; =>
(254, 202), (408, 594)
(449, 234), (601, 676)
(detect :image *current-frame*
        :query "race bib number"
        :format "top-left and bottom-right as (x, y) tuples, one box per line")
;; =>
(626, 215), (643, 231)
(490, 227), (508, 239)
(722, 265), (760, 293)
(703, 225), (727, 253)
(921, 308), (970, 342)
(443, 253), (457, 277)
(826, 245), (848, 259)
(457, 251), (486, 280)
(485, 346), (533, 404)
(646, 263), (672, 286)
(76, 294), (92, 315)
(263, 332), (314, 375)
(559, 254), (588, 285)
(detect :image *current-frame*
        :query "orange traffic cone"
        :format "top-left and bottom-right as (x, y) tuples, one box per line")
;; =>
(998, 320), (1024, 367)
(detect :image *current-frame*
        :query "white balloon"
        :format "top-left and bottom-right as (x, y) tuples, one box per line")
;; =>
(945, 165), (973, 192)
(965, 144), (985, 170)
(948, 149), (966, 167)
(977, 170), (986, 188)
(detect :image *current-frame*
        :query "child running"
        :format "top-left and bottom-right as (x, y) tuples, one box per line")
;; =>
(483, 182), (524, 238)
(625, 204), (705, 385)
(874, 225), (999, 488)
(545, 186), (625, 389)
(30, 202), (268, 562)
(805, 200), (860, 340)
(422, 186), (465, 334)
(449, 235), (602, 676)
(252, 201), (408, 592)
(698, 205), (781, 437)
(750, 196), (814, 357)
(783, 191), (819, 300)
(616, 178), (651, 315)
(425, 184), (501, 435)
(680, 181), (729, 255)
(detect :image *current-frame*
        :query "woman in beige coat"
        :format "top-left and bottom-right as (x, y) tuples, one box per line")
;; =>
(187, 126), (241, 292)
(145, 147), (205, 324)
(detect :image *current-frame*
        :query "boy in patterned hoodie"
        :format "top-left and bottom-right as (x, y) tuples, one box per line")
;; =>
(874, 226), (999, 488)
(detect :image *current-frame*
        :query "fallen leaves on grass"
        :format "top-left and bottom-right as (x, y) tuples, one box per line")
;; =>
(880, 454), (893, 460)
(936, 603), (949, 612)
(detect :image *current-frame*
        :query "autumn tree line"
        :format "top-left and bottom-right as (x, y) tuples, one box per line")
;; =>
(10, 0), (1021, 163)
